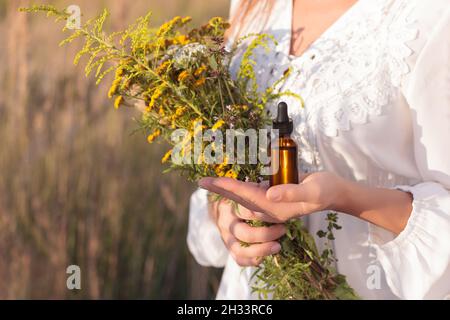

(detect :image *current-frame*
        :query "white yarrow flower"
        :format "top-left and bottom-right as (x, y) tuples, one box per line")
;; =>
(173, 43), (207, 68)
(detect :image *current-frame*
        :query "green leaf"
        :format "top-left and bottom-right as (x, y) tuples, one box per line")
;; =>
(316, 230), (327, 238)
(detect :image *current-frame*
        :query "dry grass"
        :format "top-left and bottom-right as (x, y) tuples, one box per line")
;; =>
(0, 0), (228, 299)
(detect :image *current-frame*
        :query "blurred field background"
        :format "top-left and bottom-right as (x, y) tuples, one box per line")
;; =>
(0, 0), (229, 299)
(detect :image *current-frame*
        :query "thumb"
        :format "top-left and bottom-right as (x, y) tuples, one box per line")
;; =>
(266, 183), (307, 203)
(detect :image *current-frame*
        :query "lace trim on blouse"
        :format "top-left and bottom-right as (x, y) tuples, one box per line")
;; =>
(286, 0), (419, 138)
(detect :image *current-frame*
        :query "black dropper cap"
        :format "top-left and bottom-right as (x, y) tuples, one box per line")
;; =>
(273, 102), (293, 135)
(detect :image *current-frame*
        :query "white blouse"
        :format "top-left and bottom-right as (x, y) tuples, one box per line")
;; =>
(187, 0), (450, 300)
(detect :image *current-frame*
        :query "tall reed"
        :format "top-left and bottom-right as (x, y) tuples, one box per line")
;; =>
(0, 0), (227, 299)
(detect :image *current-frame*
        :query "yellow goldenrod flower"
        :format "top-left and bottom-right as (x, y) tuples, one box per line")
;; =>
(212, 119), (225, 131)
(108, 78), (120, 98)
(114, 96), (123, 109)
(148, 86), (164, 110)
(194, 77), (206, 87)
(194, 64), (207, 77)
(172, 16), (182, 23)
(214, 166), (226, 177)
(115, 67), (124, 77)
(192, 117), (202, 125)
(174, 35), (189, 45)
(108, 85), (117, 99)
(170, 105), (186, 127)
(175, 106), (185, 117)
(108, 67), (126, 99)
(161, 149), (172, 164)
(181, 16), (192, 24)
(224, 169), (238, 179)
(214, 156), (230, 176)
(157, 38), (167, 48)
(157, 16), (182, 36)
(158, 107), (165, 116)
(147, 129), (161, 144)
(156, 60), (171, 75)
(177, 70), (189, 82)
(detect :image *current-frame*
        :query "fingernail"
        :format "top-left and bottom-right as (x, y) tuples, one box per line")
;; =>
(267, 189), (282, 202)
(270, 243), (281, 254)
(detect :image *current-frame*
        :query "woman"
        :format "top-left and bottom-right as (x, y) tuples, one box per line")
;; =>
(188, 0), (450, 299)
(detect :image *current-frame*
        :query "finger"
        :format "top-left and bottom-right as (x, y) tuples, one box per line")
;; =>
(215, 199), (276, 223)
(266, 183), (312, 203)
(230, 221), (286, 243)
(233, 204), (258, 220)
(245, 182), (260, 187)
(223, 234), (259, 266)
(229, 239), (281, 259)
(216, 202), (238, 232)
(258, 180), (270, 189)
(201, 178), (302, 221)
(234, 205), (280, 223)
(237, 257), (264, 267)
(299, 172), (312, 182)
(232, 255), (263, 267)
(200, 177), (265, 204)
(201, 179), (298, 222)
(199, 178), (265, 212)
(222, 234), (275, 266)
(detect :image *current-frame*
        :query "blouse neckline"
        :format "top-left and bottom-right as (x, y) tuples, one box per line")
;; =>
(286, 0), (363, 61)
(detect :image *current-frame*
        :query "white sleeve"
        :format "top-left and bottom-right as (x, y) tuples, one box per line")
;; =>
(229, 0), (241, 18)
(187, 188), (229, 268)
(372, 7), (450, 299)
(224, 0), (242, 49)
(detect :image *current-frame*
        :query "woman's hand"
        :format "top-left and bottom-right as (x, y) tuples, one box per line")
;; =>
(202, 172), (348, 222)
(208, 195), (285, 267)
(201, 171), (413, 234)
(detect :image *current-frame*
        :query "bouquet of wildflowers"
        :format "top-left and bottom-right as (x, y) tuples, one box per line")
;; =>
(21, 5), (358, 300)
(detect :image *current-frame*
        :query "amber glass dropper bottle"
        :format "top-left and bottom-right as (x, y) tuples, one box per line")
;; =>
(269, 102), (299, 186)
